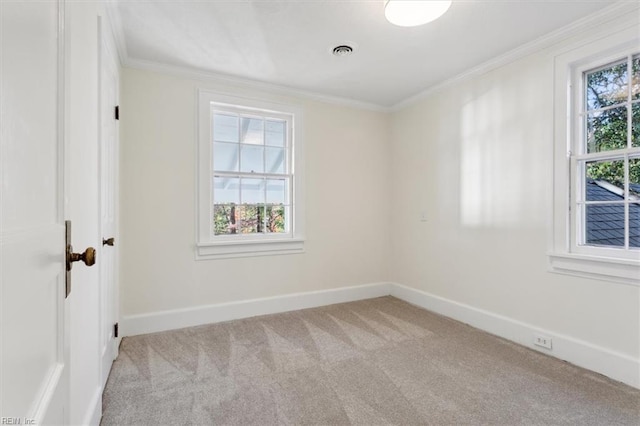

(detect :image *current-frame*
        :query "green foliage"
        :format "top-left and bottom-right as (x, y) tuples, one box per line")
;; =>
(265, 205), (285, 233)
(214, 204), (237, 235)
(585, 60), (640, 192)
(213, 203), (286, 235)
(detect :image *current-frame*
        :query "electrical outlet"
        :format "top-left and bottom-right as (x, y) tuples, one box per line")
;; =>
(420, 211), (428, 222)
(534, 334), (552, 350)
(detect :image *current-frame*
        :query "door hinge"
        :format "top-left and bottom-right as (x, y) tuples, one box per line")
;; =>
(114, 322), (119, 338)
(114, 105), (119, 120)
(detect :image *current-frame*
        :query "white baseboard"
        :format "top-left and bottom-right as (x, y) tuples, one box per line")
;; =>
(121, 282), (391, 337)
(390, 283), (640, 390)
(119, 281), (639, 389)
(83, 385), (102, 426)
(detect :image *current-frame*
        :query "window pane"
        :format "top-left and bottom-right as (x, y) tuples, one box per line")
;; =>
(238, 204), (265, 234)
(213, 204), (238, 235)
(240, 145), (264, 173)
(585, 204), (625, 248)
(633, 56), (639, 100)
(213, 176), (240, 204)
(265, 119), (286, 146)
(586, 107), (627, 153)
(213, 142), (239, 172)
(585, 159), (625, 201)
(631, 203), (640, 248)
(213, 113), (238, 143)
(240, 117), (263, 145)
(266, 178), (287, 204)
(630, 157), (640, 200)
(266, 147), (285, 174)
(266, 205), (288, 233)
(585, 61), (627, 111)
(241, 178), (264, 204)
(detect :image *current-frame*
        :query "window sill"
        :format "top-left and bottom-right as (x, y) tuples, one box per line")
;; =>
(548, 252), (639, 286)
(196, 238), (305, 260)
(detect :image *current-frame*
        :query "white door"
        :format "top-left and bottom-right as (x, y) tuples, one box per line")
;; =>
(0, 0), (68, 423)
(99, 19), (119, 388)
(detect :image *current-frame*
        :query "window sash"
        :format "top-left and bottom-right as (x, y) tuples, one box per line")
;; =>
(569, 52), (640, 257)
(209, 103), (295, 240)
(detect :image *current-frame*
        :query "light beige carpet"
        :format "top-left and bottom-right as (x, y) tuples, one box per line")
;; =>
(101, 296), (640, 425)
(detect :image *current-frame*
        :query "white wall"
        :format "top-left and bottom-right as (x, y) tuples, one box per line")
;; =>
(389, 18), (639, 362)
(119, 68), (391, 319)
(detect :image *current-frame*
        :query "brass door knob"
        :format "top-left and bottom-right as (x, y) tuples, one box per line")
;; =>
(66, 246), (96, 271)
(102, 237), (115, 246)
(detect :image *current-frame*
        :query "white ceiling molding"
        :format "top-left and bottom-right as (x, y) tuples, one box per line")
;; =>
(105, 1), (388, 113)
(105, 0), (636, 113)
(390, 1), (639, 112)
(124, 57), (390, 113)
(104, 1), (128, 67)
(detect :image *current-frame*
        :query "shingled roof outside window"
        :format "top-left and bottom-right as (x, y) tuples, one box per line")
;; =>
(585, 180), (640, 248)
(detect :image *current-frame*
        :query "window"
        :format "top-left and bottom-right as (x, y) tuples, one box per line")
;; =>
(551, 36), (640, 285)
(212, 110), (291, 236)
(196, 91), (304, 259)
(574, 55), (639, 254)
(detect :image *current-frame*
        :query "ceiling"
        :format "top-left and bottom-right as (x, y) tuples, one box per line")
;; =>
(111, 0), (616, 108)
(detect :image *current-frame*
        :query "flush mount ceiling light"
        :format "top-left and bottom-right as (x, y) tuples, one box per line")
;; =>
(385, 0), (452, 27)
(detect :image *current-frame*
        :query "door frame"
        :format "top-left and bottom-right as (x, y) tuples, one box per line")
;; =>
(97, 14), (121, 389)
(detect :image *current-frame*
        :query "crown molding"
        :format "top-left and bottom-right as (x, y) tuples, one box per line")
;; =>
(103, 0), (388, 111)
(122, 58), (390, 112)
(104, 0), (128, 67)
(389, 1), (640, 112)
(106, 0), (389, 113)
(104, 0), (637, 114)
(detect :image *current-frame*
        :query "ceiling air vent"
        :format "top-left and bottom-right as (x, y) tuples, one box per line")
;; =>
(332, 45), (354, 57)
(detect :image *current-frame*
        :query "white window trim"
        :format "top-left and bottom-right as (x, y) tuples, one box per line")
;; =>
(550, 29), (640, 286)
(196, 90), (305, 260)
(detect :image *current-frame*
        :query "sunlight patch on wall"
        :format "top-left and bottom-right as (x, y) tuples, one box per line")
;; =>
(459, 71), (547, 228)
